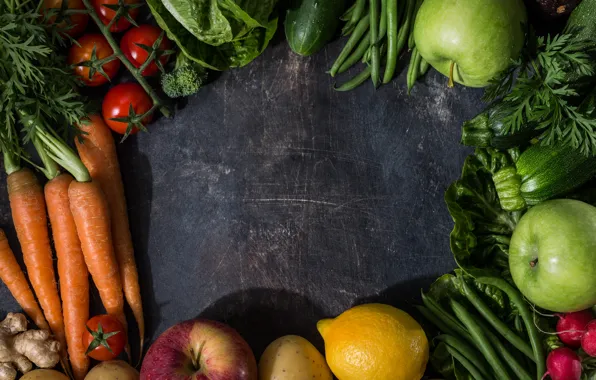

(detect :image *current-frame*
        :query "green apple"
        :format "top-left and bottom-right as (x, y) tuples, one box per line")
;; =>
(510, 199), (596, 312)
(414, 0), (527, 87)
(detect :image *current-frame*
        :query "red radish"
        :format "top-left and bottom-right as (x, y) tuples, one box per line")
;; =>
(556, 310), (593, 348)
(542, 347), (582, 380)
(581, 320), (596, 357)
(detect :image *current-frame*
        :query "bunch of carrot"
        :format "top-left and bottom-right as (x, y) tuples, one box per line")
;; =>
(0, 115), (144, 379)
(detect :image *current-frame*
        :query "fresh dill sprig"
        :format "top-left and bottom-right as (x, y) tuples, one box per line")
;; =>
(483, 29), (596, 155)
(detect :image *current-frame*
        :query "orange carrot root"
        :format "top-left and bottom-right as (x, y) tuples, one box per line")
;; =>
(77, 115), (144, 355)
(0, 229), (49, 330)
(8, 168), (66, 352)
(46, 174), (90, 380)
(68, 180), (127, 336)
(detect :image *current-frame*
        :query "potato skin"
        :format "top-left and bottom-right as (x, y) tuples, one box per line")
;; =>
(85, 360), (139, 380)
(21, 370), (69, 380)
(259, 335), (332, 380)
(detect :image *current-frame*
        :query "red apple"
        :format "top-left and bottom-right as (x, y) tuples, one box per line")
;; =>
(140, 319), (257, 380)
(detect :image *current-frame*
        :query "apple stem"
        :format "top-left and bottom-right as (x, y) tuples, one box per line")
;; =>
(448, 61), (455, 88)
(530, 258), (538, 268)
(190, 347), (200, 371)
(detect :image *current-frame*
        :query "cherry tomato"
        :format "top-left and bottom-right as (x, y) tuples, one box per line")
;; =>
(102, 83), (153, 135)
(42, 0), (89, 37)
(92, 0), (140, 33)
(121, 25), (172, 76)
(83, 315), (126, 361)
(69, 34), (121, 87)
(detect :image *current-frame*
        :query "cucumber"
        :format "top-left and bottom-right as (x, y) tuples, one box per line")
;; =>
(285, 0), (346, 56)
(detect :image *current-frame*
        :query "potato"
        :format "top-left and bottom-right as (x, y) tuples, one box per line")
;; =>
(21, 370), (69, 380)
(85, 360), (139, 380)
(259, 335), (332, 380)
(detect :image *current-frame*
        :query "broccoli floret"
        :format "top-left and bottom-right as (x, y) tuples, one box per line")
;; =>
(161, 53), (207, 98)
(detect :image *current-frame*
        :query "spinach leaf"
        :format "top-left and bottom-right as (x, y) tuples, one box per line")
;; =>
(161, 0), (233, 46)
(445, 148), (523, 277)
(431, 342), (456, 380)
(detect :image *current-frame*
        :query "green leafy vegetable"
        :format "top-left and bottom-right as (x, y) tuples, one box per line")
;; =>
(444, 148), (522, 277)
(148, 0), (278, 70)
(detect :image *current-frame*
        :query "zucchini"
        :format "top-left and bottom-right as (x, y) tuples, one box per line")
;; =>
(285, 0), (346, 56)
(493, 144), (596, 211)
(461, 101), (541, 150)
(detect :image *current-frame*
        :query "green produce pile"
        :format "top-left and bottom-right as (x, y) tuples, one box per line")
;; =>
(420, 0), (596, 378)
(328, 0), (427, 92)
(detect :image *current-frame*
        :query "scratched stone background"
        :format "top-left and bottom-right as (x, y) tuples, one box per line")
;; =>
(0, 34), (484, 361)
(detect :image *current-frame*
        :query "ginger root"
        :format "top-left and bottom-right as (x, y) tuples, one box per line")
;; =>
(0, 313), (60, 380)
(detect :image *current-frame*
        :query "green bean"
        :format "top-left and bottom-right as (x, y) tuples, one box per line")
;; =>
(350, 0), (367, 29)
(334, 66), (372, 91)
(461, 279), (535, 361)
(397, 0), (416, 51)
(382, 0), (399, 84)
(476, 277), (546, 380)
(329, 14), (370, 77)
(445, 344), (485, 380)
(421, 292), (472, 343)
(419, 58), (430, 76)
(369, 0), (381, 87)
(475, 318), (533, 380)
(407, 48), (421, 94)
(341, 2), (357, 21)
(451, 300), (510, 380)
(379, 0), (388, 41)
(437, 335), (491, 379)
(338, 30), (371, 74)
(408, 0), (424, 49)
(415, 306), (458, 337)
(342, 22), (356, 36)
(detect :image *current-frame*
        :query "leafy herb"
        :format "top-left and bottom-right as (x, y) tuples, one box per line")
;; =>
(482, 0), (596, 155)
(0, 0), (87, 171)
(484, 31), (596, 155)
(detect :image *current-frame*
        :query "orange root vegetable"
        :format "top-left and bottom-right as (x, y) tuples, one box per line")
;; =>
(76, 115), (144, 353)
(67, 180), (127, 335)
(0, 229), (49, 330)
(45, 174), (89, 380)
(7, 168), (66, 353)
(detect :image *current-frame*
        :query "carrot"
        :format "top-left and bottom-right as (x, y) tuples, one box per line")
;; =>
(0, 228), (49, 330)
(45, 174), (89, 380)
(76, 114), (144, 354)
(7, 168), (66, 351)
(67, 180), (127, 334)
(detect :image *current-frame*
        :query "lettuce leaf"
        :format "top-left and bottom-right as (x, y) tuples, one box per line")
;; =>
(444, 148), (523, 277)
(147, 0), (277, 70)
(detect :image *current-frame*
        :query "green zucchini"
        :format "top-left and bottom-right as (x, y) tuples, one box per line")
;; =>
(285, 0), (346, 56)
(493, 144), (596, 211)
(461, 101), (541, 150)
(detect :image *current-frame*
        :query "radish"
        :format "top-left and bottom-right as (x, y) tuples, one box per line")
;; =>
(556, 310), (593, 348)
(542, 347), (582, 380)
(582, 320), (596, 357)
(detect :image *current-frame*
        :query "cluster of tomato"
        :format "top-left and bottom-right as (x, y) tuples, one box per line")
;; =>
(45, 0), (172, 135)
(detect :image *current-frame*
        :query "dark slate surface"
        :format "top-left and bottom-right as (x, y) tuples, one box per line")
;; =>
(0, 38), (484, 359)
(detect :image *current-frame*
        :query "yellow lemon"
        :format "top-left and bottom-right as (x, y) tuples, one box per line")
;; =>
(317, 303), (429, 380)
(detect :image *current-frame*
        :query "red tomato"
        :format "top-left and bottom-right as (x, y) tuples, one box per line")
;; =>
(83, 315), (126, 361)
(92, 0), (140, 33)
(42, 0), (89, 37)
(102, 83), (153, 135)
(69, 34), (121, 87)
(121, 25), (172, 77)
